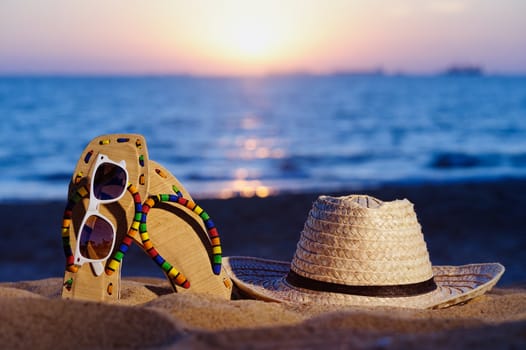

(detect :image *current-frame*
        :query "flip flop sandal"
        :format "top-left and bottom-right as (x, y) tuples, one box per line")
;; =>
(61, 134), (149, 302)
(134, 160), (232, 299)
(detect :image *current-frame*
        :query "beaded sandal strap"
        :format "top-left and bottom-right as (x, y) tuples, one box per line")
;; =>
(105, 184), (144, 274)
(140, 187), (223, 275)
(139, 194), (190, 288)
(103, 184), (190, 288)
(107, 184), (223, 288)
(62, 186), (89, 273)
(149, 168), (222, 274)
(61, 182), (188, 288)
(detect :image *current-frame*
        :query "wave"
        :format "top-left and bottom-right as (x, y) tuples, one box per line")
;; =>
(429, 152), (526, 169)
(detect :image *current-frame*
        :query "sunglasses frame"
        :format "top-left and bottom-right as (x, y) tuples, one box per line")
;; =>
(73, 153), (129, 276)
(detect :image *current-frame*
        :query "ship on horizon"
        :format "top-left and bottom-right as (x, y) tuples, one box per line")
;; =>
(443, 65), (484, 76)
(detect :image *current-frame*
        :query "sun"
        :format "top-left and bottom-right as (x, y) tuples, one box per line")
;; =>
(217, 17), (284, 62)
(166, 1), (318, 74)
(231, 23), (275, 59)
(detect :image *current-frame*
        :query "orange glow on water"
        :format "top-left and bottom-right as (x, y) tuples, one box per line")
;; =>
(218, 179), (275, 199)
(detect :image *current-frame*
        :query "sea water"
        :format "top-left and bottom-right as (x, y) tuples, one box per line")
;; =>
(1, 74), (525, 201)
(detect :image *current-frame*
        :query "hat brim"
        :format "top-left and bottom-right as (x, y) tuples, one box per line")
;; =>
(224, 257), (505, 309)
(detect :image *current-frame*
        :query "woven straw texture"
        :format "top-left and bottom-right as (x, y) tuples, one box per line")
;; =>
(292, 194), (433, 286)
(224, 194), (505, 309)
(225, 256), (504, 309)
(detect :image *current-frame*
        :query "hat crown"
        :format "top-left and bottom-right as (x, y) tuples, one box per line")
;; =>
(291, 195), (434, 286)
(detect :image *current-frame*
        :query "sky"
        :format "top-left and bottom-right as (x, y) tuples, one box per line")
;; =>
(1, 0), (525, 76)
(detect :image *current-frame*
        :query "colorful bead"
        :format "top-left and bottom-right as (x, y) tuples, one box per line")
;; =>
(84, 150), (93, 164)
(153, 254), (164, 265)
(114, 251), (125, 261)
(140, 231), (149, 242)
(78, 186), (89, 197)
(74, 172), (83, 184)
(208, 227), (219, 238)
(62, 218), (71, 230)
(63, 278), (73, 291)
(67, 265), (79, 273)
(122, 235), (134, 246)
(204, 219), (214, 229)
(155, 168), (168, 178)
(116, 243), (128, 254)
(142, 204), (151, 214)
(143, 240), (154, 250)
(145, 197), (156, 207)
(106, 260), (119, 274)
(117, 138), (130, 143)
(172, 185), (182, 197)
(161, 261), (171, 271)
(131, 220), (140, 231)
(194, 205), (204, 215)
(66, 254), (75, 266)
(172, 272), (189, 289)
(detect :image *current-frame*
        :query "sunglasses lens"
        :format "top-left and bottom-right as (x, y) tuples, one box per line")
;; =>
(93, 163), (127, 200)
(79, 215), (114, 260)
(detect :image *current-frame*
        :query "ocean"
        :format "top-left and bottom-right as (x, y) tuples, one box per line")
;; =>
(1, 74), (526, 201)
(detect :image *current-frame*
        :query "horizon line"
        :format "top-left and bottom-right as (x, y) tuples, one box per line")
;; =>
(1, 70), (525, 78)
(2, 64), (526, 78)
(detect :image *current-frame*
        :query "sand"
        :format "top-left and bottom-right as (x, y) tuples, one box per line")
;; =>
(1, 179), (526, 348)
(0, 277), (525, 349)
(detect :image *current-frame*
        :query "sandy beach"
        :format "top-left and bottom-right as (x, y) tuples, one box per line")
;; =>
(1, 277), (525, 349)
(1, 179), (525, 349)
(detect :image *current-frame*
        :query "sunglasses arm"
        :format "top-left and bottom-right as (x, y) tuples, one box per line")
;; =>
(91, 261), (104, 276)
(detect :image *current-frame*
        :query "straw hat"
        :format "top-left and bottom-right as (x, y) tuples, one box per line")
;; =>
(224, 194), (504, 309)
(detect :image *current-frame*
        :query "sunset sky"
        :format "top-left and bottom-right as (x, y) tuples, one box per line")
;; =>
(1, 0), (525, 76)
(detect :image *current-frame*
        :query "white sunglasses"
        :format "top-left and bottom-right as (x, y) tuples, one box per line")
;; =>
(73, 153), (128, 276)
